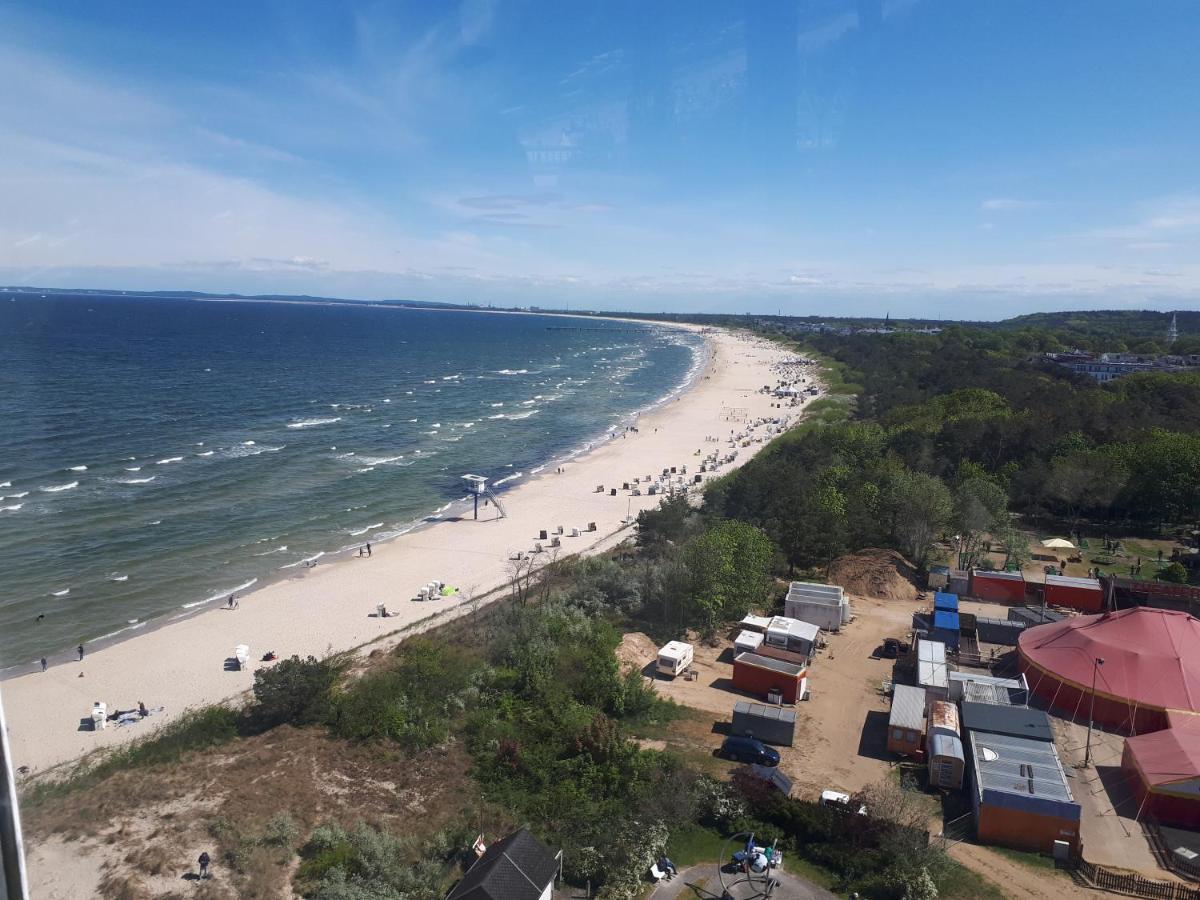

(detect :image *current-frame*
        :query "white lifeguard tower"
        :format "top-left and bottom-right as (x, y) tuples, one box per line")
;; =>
(462, 474), (507, 521)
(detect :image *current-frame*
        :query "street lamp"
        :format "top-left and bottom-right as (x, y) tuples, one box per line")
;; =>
(1084, 657), (1106, 767)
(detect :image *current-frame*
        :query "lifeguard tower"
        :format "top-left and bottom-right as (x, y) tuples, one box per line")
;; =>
(462, 474), (507, 521)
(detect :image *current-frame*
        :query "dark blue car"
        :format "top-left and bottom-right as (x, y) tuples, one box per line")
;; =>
(719, 735), (781, 766)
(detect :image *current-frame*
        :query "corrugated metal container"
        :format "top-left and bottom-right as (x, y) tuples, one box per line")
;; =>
(976, 617), (1025, 646)
(1007, 606), (1064, 627)
(784, 581), (851, 631)
(732, 700), (797, 746)
(734, 630), (764, 654)
(1043, 574), (1103, 613)
(928, 565), (950, 590)
(754, 643), (810, 668)
(928, 700), (960, 738)
(948, 569), (970, 595)
(971, 570), (1027, 604)
(932, 610), (961, 650)
(950, 671), (1028, 705)
(928, 733), (965, 790)
(934, 592), (960, 612)
(888, 684), (927, 757)
(732, 652), (807, 704)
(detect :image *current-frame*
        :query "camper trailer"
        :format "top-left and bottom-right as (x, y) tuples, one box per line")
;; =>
(656, 641), (694, 678)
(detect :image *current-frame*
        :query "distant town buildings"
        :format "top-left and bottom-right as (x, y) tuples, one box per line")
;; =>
(1044, 350), (1200, 383)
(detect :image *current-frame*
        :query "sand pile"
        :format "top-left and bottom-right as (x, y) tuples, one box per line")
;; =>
(827, 548), (918, 603)
(616, 631), (658, 672)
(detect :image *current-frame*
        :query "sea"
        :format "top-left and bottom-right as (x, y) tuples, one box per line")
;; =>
(0, 292), (703, 667)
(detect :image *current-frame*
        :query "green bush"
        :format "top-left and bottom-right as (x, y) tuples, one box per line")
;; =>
(247, 654), (343, 731)
(298, 823), (463, 900)
(1158, 562), (1189, 583)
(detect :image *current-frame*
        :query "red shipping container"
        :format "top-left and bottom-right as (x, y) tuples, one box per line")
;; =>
(1043, 574), (1103, 612)
(732, 652), (806, 704)
(971, 570), (1026, 604)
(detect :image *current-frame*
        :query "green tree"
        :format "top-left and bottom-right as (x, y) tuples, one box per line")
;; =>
(882, 468), (953, 566)
(682, 521), (775, 634)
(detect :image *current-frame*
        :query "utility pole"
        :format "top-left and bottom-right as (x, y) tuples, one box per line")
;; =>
(1084, 657), (1106, 766)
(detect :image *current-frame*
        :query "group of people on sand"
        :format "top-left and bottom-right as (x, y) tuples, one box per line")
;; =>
(357, 542), (372, 558)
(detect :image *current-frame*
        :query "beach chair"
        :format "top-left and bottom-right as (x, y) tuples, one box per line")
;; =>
(92, 702), (107, 731)
(234, 644), (250, 670)
(649, 863), (666, 882)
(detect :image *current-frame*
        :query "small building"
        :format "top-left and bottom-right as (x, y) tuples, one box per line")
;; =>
(947, 569), (971, 596)
(656, 641), (693, 678)
(740, 614), (773, 634)
(733, 651), (807, 704)
(1043, 574), (1103, 613)
(975, 617), (1025, 647)
(1007, 606), (1064, 628)
(1121, 713), (1200, 828)
(732, 700), (798, 747)
(971, 570), (1027, 604)
(447, 827), (560, 900)
(765, 616), (819, 659)
(968, 730), (1081, 855)
(934, 592), (960, 612)
(734, 629), (765, 654)
(932, 610), (961, 651)
(949, 671), (1028, 706)
(888, 684), (927, 757)
(784, 581), (852, 632)
(917, 639), (949, 701)
(961, 702), (1053, 743)
(754, 643), (810, 668)
(928, 565), (951, 590)
(928, 733), (966, 790)
(929, 699), (961, 737)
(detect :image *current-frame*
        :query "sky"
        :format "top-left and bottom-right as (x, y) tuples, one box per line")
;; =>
(2, 1), (1200, 319)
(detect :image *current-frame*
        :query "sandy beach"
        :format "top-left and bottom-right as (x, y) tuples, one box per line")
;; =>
(2, 325), (816, 776)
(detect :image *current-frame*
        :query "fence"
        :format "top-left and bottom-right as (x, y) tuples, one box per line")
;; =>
(1073, 858), (1200, 900)
(1143, 820), (1200, 884)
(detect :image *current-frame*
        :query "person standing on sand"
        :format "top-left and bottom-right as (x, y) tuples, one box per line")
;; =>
(198, 851), (210, 879)
(366, 542), (372, 558)
(40, 658), (47, 673)
(77, 643), (84, 661)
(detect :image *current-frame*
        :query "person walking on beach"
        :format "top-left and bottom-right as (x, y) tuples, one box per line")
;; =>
(366, 542), (372, 558)
(40, 657), (47, 673)
(77, 643), (85, 661)
(198, 851), (210, 879)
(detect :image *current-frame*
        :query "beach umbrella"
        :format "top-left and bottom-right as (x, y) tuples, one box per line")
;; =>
(1041, 538), (1075, 549)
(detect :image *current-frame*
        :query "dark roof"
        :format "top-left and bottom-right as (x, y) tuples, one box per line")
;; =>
(962, 702), (1053, 742)
(447, 828), (558, 900)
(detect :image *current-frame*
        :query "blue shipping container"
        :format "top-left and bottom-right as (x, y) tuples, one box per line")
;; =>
(932, 610), (960, 651)
(934, 592), (960, 612)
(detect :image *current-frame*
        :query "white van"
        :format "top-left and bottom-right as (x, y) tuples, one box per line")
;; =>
(656, 641), (694, 678)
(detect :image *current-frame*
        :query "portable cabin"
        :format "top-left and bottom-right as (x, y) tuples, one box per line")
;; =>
(734, 629), (765, 654)
(732, 652), (807, 704)
(968, 730), (1081, 855)
(1042, 574), (1103, 613)
(732, 700), (798, 747)
(928, 733), (965, 790)
(784, 581), (851, 632)
(887, 684), (927, 757)
(970, 570), (1026, 604)
(928, 700), (960, 739)
(947, 569), (971, 596)
(934, 592), (959, 613)
(932, 610), (961, 651)
(764, 616), (819, 659)
(739, 614), (773, 634)
(656, 641), (693, 678)
(916, 639), (949, 702)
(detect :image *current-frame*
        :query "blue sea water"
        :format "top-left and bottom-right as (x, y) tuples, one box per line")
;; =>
(0, 293), (701, 666)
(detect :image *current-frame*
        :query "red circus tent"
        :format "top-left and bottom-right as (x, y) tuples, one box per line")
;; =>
(1018, 608), (1200, 733)
(1121, 713), (1200, 827)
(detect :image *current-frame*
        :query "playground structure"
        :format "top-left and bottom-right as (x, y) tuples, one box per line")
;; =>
(718, 831), (782, 898)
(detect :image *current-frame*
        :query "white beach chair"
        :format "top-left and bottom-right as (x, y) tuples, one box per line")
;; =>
(234, 644), (250, 670)
(92, 702), (107, 731)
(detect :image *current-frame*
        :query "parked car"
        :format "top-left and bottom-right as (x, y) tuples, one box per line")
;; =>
(880, 637), (910, 658)
(819, 789), (867, 816)
(719, 735), (780, 767)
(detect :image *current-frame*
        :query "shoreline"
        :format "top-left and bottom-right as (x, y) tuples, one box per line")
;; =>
(2, 325), (815, 776)
(0, 319), (709, 677)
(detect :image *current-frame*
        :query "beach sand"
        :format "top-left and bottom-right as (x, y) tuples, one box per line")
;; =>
(2, 326), (817, 775)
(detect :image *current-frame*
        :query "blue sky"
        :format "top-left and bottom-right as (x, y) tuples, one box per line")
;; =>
(2, 1), (1199, 318)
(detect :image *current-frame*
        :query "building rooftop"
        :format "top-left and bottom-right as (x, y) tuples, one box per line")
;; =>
(889, 684), (926, 731)
(734, 701), (798, 724)
(968, 730), (1075, 805)
(735, 651), (805, 677)
(961, 702), (1053, 742)
(447, 828), (559, 900)
(1045, 574), (1102, 591)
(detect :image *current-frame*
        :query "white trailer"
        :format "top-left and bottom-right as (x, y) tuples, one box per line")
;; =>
(656, 641), (694, 678)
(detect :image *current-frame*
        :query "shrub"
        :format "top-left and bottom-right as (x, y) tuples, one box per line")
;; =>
(247, 654), (342, 731)
(1158, 562), (1189, 583)
(261, 812), (300, 849)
